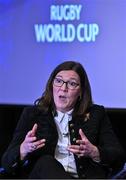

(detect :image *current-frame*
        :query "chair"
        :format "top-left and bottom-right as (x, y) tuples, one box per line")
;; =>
(111, 163), (126, 179)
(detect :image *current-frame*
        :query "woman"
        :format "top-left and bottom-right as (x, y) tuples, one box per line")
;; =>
(2, 61), (125, 178)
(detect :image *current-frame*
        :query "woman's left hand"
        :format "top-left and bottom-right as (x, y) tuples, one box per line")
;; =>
(67, 129), (100, 161)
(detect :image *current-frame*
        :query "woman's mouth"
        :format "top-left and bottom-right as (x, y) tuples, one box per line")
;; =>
(59, 95), (67, 101)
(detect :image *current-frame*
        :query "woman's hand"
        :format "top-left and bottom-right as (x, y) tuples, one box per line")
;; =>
(68, 129), (100, 162)
(20, 123), (46, 160)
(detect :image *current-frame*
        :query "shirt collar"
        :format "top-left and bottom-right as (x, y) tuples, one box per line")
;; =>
(55, 109), (73, 123)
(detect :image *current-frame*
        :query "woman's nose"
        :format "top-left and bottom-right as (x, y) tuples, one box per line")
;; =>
(60, 82), (68, 91)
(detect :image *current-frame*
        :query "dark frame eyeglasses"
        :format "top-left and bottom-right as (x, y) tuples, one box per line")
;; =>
(53, 77), (79, 90)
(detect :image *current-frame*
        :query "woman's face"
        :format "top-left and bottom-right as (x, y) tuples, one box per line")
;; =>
(53, 70), (81, 113)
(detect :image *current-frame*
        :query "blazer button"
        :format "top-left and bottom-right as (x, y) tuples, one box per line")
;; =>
(79, 165), (83, 169)
(71, 129), (75, 133)
(70, 123), (74, 127)
(73, 138), (76, 142)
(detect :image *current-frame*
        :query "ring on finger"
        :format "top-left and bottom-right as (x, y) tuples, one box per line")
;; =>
(31, 144), (37, 149)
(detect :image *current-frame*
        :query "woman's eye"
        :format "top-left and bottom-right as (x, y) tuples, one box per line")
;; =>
(69, 81), (77, 86)
(56, 78), (62, 83)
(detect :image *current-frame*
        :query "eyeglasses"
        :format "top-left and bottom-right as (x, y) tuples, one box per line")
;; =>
(53, 77), (79, 90)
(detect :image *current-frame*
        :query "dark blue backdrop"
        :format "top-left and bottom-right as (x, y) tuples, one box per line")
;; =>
(0, 0), (126, 108)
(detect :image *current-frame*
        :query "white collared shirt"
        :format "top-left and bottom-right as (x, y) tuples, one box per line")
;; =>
(54, 110), (78, 177)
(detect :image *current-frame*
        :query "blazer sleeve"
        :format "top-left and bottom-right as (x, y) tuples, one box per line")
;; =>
(97, 106), (125, 169)
(1, 107), (36, 173)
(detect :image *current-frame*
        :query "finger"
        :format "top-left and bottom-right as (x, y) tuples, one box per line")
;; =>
(67, 145), (80, 153)
(68, 144), (85, 151)
(68, 144), (86, 157)
(30, 139), (46, 151)
(34, 139), (46, 147)
(76, 139), (85, 145)
(31, 123), (38, 136)
(36, 142), (46, 149)
(68, 147), (84, 155)
(79, 129), (87, 140)
(25, 136), (37, 143)
(30, 143), (45, 152)
(26, 124), (38, 138)
(68, 144), (80, 149)
(26, 130), (33, 138)
(68, 148), (79, 154)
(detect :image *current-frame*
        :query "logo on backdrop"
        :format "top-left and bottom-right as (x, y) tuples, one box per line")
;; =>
(34, 4), (99, 43)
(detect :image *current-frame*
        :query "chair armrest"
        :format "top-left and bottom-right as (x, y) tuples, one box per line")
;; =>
(0, 167), (16, 178)
(111, 163), (126, 179)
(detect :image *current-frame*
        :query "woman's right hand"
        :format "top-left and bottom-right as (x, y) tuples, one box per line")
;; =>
(20, 123), (46, 160)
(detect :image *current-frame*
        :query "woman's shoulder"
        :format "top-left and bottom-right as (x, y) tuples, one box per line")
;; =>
(91, 104), (105, 110)
(22, 105), (50, 116)
(22, 105), (40, 114)
(89, 104), (106, 115)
